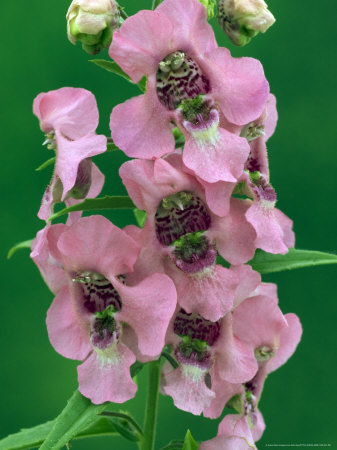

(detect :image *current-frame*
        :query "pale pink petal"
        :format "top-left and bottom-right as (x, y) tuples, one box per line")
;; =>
(183, 128), (250, 183)
(207, 47), (269, 126)
(156, 0), (216, 53)
(55, 131), (106, 197)
(119, 157), (196, 213)
(46, 286), (91, 360)
(251, 410), (266, 442)
(204, 366), (243, 419)
(264, 94), (278, 141)
(125, 221), (169, 285)
(275, 208), (295, 248)
(33, 87), (99, 138)
(254, 282), (278, 302)
(267, 313), (302, 373)
(110, 84), (174, 159)
(162, 362), (215, 415)
(210, 199), (257, 264)
(199, 178), (236, 217)
(167, 264), (237, 322)
(37, 175), (61, 221)
(233, 295), (287, 350)
(31, 224), (67, 294)
(109, 10), (174, 82)
(218, 414), (255, 444)
(57, 215), (140, 278)
(230, 265), (261, 309)
(78, 341), (137, 404)
(215, 315), (258, 383)
(245, 202), (294, 254)
(116, 274), (177, 358)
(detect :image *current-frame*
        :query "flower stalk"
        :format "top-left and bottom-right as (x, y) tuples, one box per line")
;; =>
(139, 360), (162, 450)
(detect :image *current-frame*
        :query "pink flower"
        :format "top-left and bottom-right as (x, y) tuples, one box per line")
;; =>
(203, 294), (302, 420)
(161, 266), (263, 415)
(233, 94), (295, 253)
(200, 412), (264, 449)
(120, 155), (257, 321)
(33, 87), (107, 220)
(109, 0), (269, 183)
(43, 215), (176, 404)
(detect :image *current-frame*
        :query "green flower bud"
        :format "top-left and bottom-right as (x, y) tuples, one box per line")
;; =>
(67, 0), (120, 55)
(198, 0), (217, 19)
(217, 0), (275, 46)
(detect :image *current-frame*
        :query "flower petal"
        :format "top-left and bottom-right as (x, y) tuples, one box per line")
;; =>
(46, 286), (91, 360)
(116, 273), (177, 357)
(207, 47), (269, 126)
(110, 84), (174, 159)
(78, 341), (137, 404)
(183, 128), (250, 183)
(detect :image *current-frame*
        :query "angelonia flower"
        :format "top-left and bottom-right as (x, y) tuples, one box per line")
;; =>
(109, 0), (269, 184)
(33, 87), (106, 221)
(67, 0), (120, 54)
(217, 0), (276, 46)
(27, 0), (303, 446)
(32, 215), (177, 404)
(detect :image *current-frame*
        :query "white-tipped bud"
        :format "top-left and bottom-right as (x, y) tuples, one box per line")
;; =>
(217, 0), (275, 46)
(67, 0), (120, 54)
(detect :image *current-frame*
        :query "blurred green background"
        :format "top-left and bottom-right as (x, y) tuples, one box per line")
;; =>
(1, 0), (336, 448)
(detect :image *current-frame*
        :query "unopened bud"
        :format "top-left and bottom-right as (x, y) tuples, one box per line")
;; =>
(217, 0), (275, 46)
(198, 0), (217, 19)
(67, 0), (120, 55)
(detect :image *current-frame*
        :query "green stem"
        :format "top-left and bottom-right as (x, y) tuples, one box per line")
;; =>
(139, 360), (161, 450)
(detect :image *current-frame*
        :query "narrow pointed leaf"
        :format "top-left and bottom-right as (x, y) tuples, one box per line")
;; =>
(90, 59), (131, 81)
(7, 239), (33, 259)
(0, 418), (117, 450)
(249, 248), (337, 274)
(39, 390), (108, 450)
(48, 196), (135, 222)
(90, 60), (146, 92)
(130, 361), (145, 378)
(35, 157), (56, 171)
(182, 430), (198, 450)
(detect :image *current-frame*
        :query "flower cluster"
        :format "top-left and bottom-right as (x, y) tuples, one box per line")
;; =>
(31, 0), (301, 447)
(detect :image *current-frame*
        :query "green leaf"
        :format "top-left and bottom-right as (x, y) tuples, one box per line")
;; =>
(100, 411), (143, 439)
(48, 195), (135, 222)
(90, 59), (146, 92)
(0, 418), (117, 450)
(90, 59), (131, 81)
(137, 76), (147, 92)
(100, 411), (141, 442)
(134, 208), (147, 228)
(0, 420), (54, 450)
(182, 430), (198, 450)
(249, 248), (337, 274)
(35, 157), (56, 171)
(39, 390), (108, 450)
(7, 239), (33, 259)
(130, 360), (145, 378)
